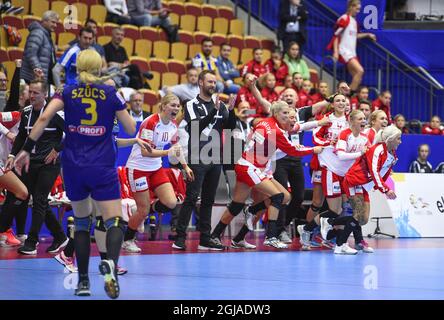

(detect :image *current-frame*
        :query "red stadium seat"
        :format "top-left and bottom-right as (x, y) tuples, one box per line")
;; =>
(184, 2), (202, 17)
(149, 58), (168, 74)
(228, 34), (244, 50)
(2, 15), (24, 29)
(140, 26), (159, 42)
(202, 4), (218, 19)
(103, 22), (119, 36)
(167, 60), (187, 75)
(193, 31), (210, 45)
(7, 47), (24, 60)
(211, 33), (227, 46)
(168, 1), (186, 15)
(158, 28), (168, 41)
(129, 57), (149, 73)
(261, 38), (276, 51)
(23, 15), (40, 28)
(218, 6), (235, 20)
(140, 89), (159, 106)
(244, 36), (261, 49)
(122, 24), (140, 41)
(178, 30), (194, 45)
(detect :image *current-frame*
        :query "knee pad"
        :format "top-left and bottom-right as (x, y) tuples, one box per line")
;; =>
(74, 215), (92, 233)
(95, 216), (106, 232)
(310, 204), (321, 213)
(320, 210), (338, 219)
(228, 201), (245, 216)
(104, 216), (127, 233)
(270, 193), (284, 210)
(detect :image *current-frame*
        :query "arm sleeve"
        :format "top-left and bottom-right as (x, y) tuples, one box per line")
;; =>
(4, 66), (21, 112)
(224, 109), (237, 130)
(337, 150), (362, 161)
(53, 112), (65, 152)
(366, 145), (390, 193)
(298, 120), (318, 132)
(138, 120), (155, 144)
(275, 128), (314, 157)
(10, 112), (28, 156)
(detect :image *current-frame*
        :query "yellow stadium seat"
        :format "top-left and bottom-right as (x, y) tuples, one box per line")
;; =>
(97, 35), (111, 46)
(230, 19), (244, 36)
(230, 46), (240, 65)
(12, 0), (30, 15)
(134, 39), (152, 59)
(17, 28), (29, 49)
(152, 40), (170, 60)
(169, 12), (180, 26)
(240, 48), (253, 64)
(196, 16), (212, 33)
(162, 72), (179, 87)
(170, 42), (188, 62)
(51, 1), (68, 19)
(213, 17), (228, 35)
(146, 72), (161, 91)
(2, 61), (15, 90)
(121, 38), (134, 56)
(58, 32), (76, 48)
(90, 4), (107, 24)
(179, 14), (196, 32)
(73, 2), (88, 23)
(262, 49), (271, 62)
(30, 0), (49, 18)
(188, 43), (201, 60)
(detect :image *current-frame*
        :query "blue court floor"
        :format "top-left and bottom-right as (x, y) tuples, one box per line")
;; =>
(1, 239), (444, 300)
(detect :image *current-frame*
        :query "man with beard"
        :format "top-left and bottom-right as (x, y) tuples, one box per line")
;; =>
(172, 70), (235, 251)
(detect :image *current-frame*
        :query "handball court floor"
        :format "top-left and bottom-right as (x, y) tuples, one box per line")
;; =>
(1, 232), (444, 300)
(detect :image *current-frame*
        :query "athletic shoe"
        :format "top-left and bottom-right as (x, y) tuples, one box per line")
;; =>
(355, 240), (374, 253)
(264, 237), (288, 249)
(198, 238), (225, 251)
(320, 217), (333, 240)
(322, 239), (336, 250)
(74, 280), (91, 296)
(297, 225), (311, 247)
(172, 237), (186, 250)
(244, 207), (254, 231)
(122, 239), (141, 253)
(99, 259), (119, 299)
(334, 243), (358, 255)
(16, 234), (27, 244)
(17, 243), (37, 255)
(310, 239), (322, 248)
(230, 239), (256, 249)
(279, 230), (292, 244)
(117, 265), (128, 275)
(46, 237), (69, 253)
(0, 229), (21, 246)
(54, 251), (78, 273)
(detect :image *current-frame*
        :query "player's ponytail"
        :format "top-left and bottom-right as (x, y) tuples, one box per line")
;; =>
(374, 125), (401, 144)
(77, 49), (120, 85)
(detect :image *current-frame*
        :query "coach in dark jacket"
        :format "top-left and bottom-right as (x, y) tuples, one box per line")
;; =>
(21, 11), (59, 84)
(279, 0), (308, 53)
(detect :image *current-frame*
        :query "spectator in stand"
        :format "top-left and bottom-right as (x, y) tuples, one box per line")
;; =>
(0, 72), (7, 111)
(279, 0), (308, 53)
(127, 0), (177, 42)
(21, 10), (59, 85)
(104, 0), (132, 25)
(292, 72), (304, 93)
(422, 115), (444, 135)
(192, 38), (224, 93)
(393, 114), (410, 134)
(241, 48), (267, 78)
(284, 42), (310, 80)
(103, 27), (145, 89)
(296, 79), (313, 108)
(372, 90), (392, 123)
(259, 73), (279, 103)
(282, 74), (293, 91)
(161, 68), (200, 103)
(409, 144), (433, 173)
(434, 162), (444, 174)
(217, 43), (240, 95)
(235, 73), (259, 115)
(327, 0), (377, 92)
(127, 91), (150, 122)
(65, 19), (105, 58)
(350, 85), (369, 110)
(264, 48), (289, 87)
(310, 81), (330, 104)
(358, 99), (372, 124)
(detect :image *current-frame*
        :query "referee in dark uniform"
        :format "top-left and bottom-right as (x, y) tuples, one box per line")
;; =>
(3, 79), (67, 255)
(173, 70), (235, 251)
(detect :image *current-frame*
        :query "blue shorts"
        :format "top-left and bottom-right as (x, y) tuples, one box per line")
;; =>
(63, 165), (121, 202)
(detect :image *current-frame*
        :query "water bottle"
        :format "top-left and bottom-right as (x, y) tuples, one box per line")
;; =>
(67, 216), (75, 239)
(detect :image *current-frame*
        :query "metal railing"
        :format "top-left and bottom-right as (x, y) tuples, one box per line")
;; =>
(306, 0), (444, 121)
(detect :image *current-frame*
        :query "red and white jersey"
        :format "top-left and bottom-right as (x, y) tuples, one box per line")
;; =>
(312, 112), (349, 146)
(364, 127), (377, 145)
(0, 111), (21, 165)
(319, 128), (368, 177)
(126, 114), (178, 172)
(238, 117), (314, 169)
(345, 143), (397, 193)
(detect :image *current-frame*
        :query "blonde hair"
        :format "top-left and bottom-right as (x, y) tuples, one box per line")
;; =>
(77, 49), (116, 84)
(347, 0), (360, 10)
(374, 125), (401, 144)
(258, 73), (275, 89)
(159, 93), (179, 112)
(349, 109), (364, 121)
(271, 101), (289, 116)
(370, 110), (387, 127)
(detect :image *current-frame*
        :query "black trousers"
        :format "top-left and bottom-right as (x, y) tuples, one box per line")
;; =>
(176, 163), (221, 242)
(273, 158), (305, 231)
(106, 12), (132, 25)
(0, 162), (64, 245)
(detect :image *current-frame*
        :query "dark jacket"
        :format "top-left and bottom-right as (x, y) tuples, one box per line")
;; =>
(20, 22), (56, 82)
(127, 109), (151, 120)
(278, 0), (308, 43)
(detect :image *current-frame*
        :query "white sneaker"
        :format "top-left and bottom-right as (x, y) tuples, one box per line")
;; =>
(279, 230), (292, 244)
(231, 239), (256, 249)
(320, 217), (333, 240)
(244, 207), (254, 231)
(54, 251), (78, 273)
(263, 237), (288, 249)
(122, 239), (141, 253)
(334, 243), (358, 255)
(355, 240), (375, 253)
(297, 225), (311, 249)
(16, 234), (27, 244)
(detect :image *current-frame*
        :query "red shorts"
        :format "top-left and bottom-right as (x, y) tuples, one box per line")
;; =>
(321, 168), (343, 198)
(126, 167), (171, 193)
(235, 163), (269, 187)
(342, 177), (370, 202)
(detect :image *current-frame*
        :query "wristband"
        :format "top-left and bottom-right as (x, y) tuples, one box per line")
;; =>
(23, 137), (37, 153)
(8, 154), (15, 159)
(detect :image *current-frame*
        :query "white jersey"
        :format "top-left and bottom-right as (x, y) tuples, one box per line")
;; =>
(0, 112), (21, 168)
(319, 128), (369, 177)
(126, 114), (178, 172)
(337, 14), (358, 61)
(313, 112), (349, 146)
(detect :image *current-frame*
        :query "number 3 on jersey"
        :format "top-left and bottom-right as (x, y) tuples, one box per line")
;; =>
(81, 98), (98, 125)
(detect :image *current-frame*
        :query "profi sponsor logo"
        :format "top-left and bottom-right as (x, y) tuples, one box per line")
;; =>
(77, 125), (106, 136)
